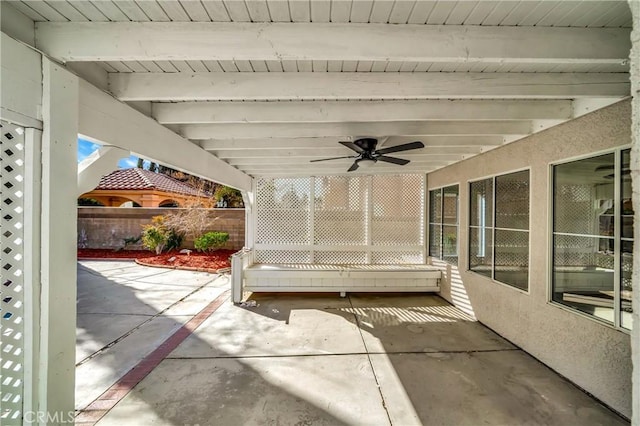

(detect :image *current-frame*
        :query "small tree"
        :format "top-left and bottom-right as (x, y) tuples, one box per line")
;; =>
(163, 207), (215, 242)
(163, 180), (217, 242)
(214, 185), (244, 208)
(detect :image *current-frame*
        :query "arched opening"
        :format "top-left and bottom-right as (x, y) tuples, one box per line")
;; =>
(78, 197), (105, 206)
(120, 200), (142, 207)
(159, 199), (180, 208)
(96, 196), (140, 207)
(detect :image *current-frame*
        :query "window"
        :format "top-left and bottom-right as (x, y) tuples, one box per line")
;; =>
(429, 185), (459, 264)
(552, 149), (633, 330)
(469, 179), (493, 278)
(469, 170), (530, 291)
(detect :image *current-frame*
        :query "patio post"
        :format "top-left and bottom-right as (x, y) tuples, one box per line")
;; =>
(241, 188), (255, 249)
(37, 58), (79, 422)
(628, 1), (640, 424)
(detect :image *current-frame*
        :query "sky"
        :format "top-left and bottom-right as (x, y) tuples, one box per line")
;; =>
(78, 137), (138, 168)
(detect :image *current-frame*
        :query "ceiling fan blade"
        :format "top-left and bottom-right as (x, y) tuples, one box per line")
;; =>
(339, 141), (365, 153)
(347, 161), (359, 172)
(310, 155), (358, 163)
(377, 155), (410, 165)
(376, 141), (425, 155)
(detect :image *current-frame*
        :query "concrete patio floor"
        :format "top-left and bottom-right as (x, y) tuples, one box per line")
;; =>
(77, 261), (628, 425)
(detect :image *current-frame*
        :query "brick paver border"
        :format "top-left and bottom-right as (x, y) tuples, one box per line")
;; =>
(75, 290), (230, 426)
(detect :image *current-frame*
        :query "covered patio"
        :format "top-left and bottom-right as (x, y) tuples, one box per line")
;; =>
(1, 1), (639, 424)
(75, 261), (626, 425)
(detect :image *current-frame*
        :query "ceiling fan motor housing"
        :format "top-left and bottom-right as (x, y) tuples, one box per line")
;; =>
(354, 138), (379, 152)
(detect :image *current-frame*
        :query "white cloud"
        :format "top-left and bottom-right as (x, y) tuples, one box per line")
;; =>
(118, 156), (138, 168)
(77, 139), (101, 163)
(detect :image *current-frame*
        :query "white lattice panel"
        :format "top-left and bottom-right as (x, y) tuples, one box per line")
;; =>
(256, 178), (311, 245)
(372, 174), (424, 246)
(254, 250), (312, 264)
(255, 175), (425, 265)
(314, 176), (367, 245)
(0, 121), (25, 425)
(314, 251), (368, 264)
(372, 251), (424, 264)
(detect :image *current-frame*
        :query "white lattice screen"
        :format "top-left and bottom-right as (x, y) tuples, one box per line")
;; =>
(0, 121), (26, 424)
(255, 175), (425, 264)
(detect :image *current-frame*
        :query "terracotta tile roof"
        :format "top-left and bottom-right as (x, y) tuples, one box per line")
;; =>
(95, 168), (207, 197)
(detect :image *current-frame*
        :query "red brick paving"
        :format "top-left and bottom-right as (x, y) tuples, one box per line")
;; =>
(76, 290), (230, 425)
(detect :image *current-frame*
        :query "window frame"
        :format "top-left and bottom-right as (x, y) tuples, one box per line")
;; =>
(468, 167), (531, 293)
(428, 183), (460, 265)
(548, 146), (632, 333)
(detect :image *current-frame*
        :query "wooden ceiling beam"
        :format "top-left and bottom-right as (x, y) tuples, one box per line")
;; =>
(36, 22), (630, 64)
(198, 136), (505, 151)
(181, 120), (532, 139)
(109, 72), (630, 102)
(153, 99), (573, 124)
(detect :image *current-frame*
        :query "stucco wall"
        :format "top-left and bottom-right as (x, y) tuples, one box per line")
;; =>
(78, 207), (245, 250)
(627, 3), (640, 424)
(427, 99), (632, 418)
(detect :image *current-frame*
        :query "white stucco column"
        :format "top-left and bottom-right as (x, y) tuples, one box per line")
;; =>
(38, 58), (79, 423)
(241, 188), (255, 249)
(628, 1), (640, 424)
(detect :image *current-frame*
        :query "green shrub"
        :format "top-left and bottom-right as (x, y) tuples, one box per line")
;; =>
(141, 216), (170, 254)
(166, 230), (184, 251)
(194, 231), (229, 252)
(114, 235), (142, 252)
(142, 226), (167, 254)
(142, 216), (185, 254)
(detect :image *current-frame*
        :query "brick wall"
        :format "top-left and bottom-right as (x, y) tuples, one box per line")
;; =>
(77, 207), (245, 250)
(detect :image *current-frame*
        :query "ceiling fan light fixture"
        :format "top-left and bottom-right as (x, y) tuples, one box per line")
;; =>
(357, 158), (376, 168)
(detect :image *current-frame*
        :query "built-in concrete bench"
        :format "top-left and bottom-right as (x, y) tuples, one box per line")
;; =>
(244, 263), (441, 295)
(230, 250), (441, 302)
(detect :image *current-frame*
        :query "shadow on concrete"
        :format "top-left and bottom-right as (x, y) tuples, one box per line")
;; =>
(76, 261), (348, 425)
(341, 292), (629, 426)
(231, 290), (628, 425)
(77, 261), (628, 425)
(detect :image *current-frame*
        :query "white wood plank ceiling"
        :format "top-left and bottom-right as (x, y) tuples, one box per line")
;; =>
(14, 0), (632, 177)
(10, 1), (633, 26)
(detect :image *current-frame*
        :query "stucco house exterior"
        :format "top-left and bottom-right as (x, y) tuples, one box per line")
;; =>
(1, 1), (640, 424)
(79, 167), (212, 207)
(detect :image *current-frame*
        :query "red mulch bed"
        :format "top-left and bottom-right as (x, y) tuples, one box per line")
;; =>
(78, 248), (234, 271)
